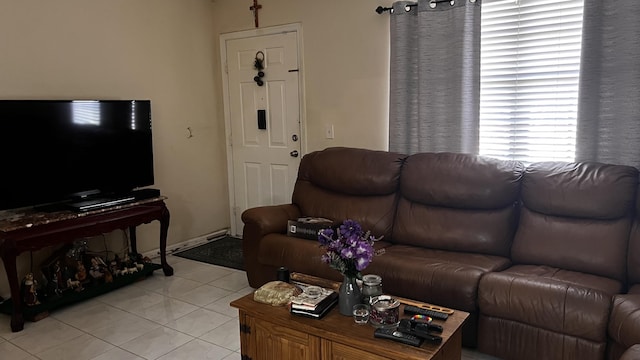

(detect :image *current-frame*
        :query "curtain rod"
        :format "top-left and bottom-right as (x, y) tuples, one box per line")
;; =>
(376, 0), (473, 14)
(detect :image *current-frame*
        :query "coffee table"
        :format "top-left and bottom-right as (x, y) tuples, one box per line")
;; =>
(230, 277), (468, 360)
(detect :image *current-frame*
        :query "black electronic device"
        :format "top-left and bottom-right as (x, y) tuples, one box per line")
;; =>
(0, 100), (156, 211)
(374, 327), (423, 347)
(257, 109), (266, 129)
(398, 319), (443, 344)
(403, 305), (449, 320)
(409, 318), (443, 333)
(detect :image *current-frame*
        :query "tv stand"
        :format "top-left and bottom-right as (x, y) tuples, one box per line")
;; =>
(0, 197), (173, 332)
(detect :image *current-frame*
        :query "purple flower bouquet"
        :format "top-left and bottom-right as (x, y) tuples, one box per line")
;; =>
(318, 219), (383, 278)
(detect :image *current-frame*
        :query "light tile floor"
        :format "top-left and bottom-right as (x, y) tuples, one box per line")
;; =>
(0, 255), (498, 359)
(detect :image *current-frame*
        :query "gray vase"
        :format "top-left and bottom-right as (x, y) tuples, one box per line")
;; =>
(338, 275), (362, 316)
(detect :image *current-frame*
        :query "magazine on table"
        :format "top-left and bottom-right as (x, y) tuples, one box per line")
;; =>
(289, 282), (338, 318)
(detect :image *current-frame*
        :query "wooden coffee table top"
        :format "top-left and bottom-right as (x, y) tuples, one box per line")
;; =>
(230, 276), (469, 360)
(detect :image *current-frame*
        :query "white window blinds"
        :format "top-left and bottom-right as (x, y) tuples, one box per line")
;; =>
(479, 0), (584, 163)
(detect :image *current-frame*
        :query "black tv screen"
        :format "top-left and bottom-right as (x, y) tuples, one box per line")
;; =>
(0, 100), (154, 211)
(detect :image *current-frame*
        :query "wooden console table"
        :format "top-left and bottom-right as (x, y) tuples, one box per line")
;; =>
(0, 197), (174, 332)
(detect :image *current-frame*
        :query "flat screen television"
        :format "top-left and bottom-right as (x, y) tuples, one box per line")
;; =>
(0, 100), (155, 212)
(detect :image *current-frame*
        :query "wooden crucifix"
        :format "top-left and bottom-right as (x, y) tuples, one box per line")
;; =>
(250, 0), (262, 28)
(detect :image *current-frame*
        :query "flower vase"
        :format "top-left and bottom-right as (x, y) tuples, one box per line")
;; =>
(338, 275), (361, 316)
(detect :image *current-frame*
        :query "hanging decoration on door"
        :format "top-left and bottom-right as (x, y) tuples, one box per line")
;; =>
(254, 51), (265, 87)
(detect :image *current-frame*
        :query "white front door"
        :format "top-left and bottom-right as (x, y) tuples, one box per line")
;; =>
(223, 29), (302, 236)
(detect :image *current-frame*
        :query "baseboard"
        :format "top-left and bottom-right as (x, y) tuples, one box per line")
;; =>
(141, 228), (229, 260)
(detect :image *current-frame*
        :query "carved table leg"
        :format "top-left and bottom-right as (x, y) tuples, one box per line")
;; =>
(160, 205), (173, 276)
(128, 226), (138, 255)
(1, 248), (24, 332)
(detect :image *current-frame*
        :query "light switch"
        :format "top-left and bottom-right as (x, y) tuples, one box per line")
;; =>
(325, 124), (334, 139)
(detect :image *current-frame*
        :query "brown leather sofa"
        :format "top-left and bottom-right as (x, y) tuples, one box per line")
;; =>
(608, 201), (640, 360)
(241, 147), (640, 360)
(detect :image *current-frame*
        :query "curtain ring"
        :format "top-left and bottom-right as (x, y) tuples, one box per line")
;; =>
(429, 0), (437, 8)
(469, 0), (476, 3)
(450, 0), (455, 5)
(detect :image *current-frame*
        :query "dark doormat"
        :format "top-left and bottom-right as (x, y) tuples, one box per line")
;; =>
(174, 236), (244, 271)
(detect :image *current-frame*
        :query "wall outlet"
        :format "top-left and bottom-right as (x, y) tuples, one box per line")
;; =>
(325, 124), (334, 139)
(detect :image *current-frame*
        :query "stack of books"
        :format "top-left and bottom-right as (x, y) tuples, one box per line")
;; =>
(289, 283), (338, 319)
(287, 217), (334, 240)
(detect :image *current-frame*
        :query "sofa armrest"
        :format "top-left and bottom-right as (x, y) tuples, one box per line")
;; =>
(241, 204), (301, 288)
(241, 204), (301, 238)
(609, 294), (640, 347)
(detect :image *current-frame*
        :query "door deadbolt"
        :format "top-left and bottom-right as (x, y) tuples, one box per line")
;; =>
(292, 134), (298, 142)
(290, 150), (299, 157)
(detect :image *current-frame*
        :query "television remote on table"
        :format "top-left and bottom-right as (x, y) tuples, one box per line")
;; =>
(403, 305), (449, 320)
(410, 320), (443, 333)
(398, 319), (444, 344)
(374, 328), (423, 347)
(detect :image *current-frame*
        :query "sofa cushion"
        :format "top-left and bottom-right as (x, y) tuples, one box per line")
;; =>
(620, 345), (640, 360)
(511, 162), (638, 281)
(292, 147), (406, 239)
(608, 294), (640, 348)
(479, 265), (623, 342)
(393, 198), (517, 257)
(521, 162), (637, 219)
(479, 315), (606, 360)
(366, 245), (511, 312)
(393, 152), (523, 257)
(512, 207), (632, 281)
(257, 233), (393, 282)
(400, 152), (524, 209)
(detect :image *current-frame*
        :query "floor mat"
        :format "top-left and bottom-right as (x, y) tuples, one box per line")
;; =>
(173, 236), (244, 271)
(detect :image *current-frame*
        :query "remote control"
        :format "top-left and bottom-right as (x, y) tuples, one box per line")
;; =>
(374, 328), (424, 347)
(410, 319), (443, 333)
(398, 319), (444, 344)
(404, 305), (449, 320)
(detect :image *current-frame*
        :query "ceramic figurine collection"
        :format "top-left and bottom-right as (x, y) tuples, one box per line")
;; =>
(20, 241), (152, 307)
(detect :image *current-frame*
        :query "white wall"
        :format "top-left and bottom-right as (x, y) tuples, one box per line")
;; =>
(211, 0), (394, 153)
(0, 0), (226, 297)
(0, 0), (395, 298)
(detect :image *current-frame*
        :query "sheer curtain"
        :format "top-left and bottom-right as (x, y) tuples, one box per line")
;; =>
(576, 0), (640, 168)
(388, 0), (481, 155)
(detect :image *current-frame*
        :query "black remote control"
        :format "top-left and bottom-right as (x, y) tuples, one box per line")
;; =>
(404, 305), (449, 320)
(398, 319), (444, 344)
(374, 328), (424, 347)
(410, 320), (443, 333)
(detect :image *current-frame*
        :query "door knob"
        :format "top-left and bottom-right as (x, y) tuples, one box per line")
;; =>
(290, 150), (299, 158)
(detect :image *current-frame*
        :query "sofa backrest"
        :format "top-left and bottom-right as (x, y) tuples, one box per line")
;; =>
(392, 152), (524, 257)
(511, 162), (638, 281)
(292, 147), (406, 239)
(628, 189), (640, 286)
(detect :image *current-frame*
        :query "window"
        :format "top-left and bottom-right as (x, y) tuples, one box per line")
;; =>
(479, 0), (584, 163)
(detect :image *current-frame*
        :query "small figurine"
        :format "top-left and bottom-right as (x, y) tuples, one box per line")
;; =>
(104, 269), (113, 283)
(67, 278), (83, 291)
(50, 273), (63, 295)
(54, 260), (66, 291)
(75, 261), (87, 283)
(89, 257), (104, 280)
(22, 273), (40, 306)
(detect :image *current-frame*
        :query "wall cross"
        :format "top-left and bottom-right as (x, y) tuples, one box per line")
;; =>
(250, 0), (262, 28)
